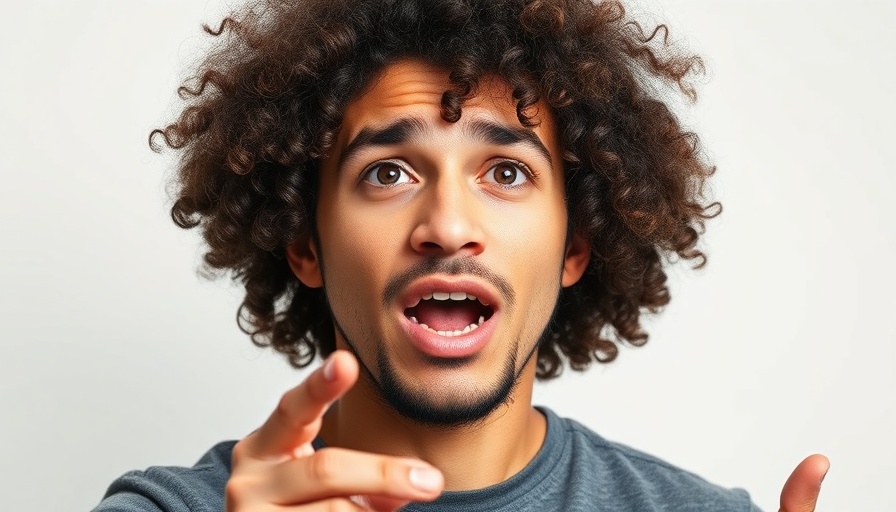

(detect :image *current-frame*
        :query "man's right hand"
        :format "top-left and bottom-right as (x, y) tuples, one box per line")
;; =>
(225, 350), (445, 511)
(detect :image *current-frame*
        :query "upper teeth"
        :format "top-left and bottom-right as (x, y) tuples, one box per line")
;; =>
(423, 292), (478, 301)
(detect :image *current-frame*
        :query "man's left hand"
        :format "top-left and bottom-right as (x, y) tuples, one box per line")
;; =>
(779, 454), (830, 512)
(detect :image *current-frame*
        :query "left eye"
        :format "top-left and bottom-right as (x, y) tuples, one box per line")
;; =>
(361, 161), (413, 186)
(481, 161), (529, 186)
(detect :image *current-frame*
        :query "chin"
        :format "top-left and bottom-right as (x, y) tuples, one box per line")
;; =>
(333, 307), (545, 427)
(375, 348), (518, 428)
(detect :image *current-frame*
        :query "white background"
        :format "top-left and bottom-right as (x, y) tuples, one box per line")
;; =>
(1, 1), (894, 510)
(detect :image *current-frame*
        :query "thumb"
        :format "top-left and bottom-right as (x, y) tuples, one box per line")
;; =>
(779, 454), (830, 512)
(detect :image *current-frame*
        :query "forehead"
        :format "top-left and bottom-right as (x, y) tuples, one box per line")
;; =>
(333, 59), (558, 152)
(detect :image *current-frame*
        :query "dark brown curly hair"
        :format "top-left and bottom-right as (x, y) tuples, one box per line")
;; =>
(151, 0), (718, 379)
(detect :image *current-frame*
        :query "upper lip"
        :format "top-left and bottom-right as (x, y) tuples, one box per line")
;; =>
(397, 276), (501, 312)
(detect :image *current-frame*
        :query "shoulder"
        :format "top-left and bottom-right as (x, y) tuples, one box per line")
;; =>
(92, 441), (237, 512)
(547, 410), (761, 511)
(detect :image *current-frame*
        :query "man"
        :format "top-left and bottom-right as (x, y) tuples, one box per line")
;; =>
(95, 0), (828, 510)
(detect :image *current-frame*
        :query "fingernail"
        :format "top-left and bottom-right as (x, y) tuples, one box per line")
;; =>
(322, 356), (337, 381)
(409, 466), (443, 492)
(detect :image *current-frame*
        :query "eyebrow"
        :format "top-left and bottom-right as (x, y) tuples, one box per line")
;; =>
(338, 118), (429, 168)
(337, 116), (554, 169)
(463, 120), (553, 166)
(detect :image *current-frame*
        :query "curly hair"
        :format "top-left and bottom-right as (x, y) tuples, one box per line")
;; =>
(151, 0), (718, 379)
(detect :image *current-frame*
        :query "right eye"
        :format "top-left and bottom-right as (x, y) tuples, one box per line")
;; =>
(361, 161), (414, 186)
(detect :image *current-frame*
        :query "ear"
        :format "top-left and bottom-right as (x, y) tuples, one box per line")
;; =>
(286, 236), (323, 288)
(561, 234), (590, 287)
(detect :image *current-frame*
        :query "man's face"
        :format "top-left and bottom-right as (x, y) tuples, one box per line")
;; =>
(290, 60), (586, 426)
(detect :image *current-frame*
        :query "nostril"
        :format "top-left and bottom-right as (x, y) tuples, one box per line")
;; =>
(409, 212), (485, 256)
(420, 241), (443, 251)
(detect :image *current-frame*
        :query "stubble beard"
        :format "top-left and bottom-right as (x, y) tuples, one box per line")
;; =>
(375, 341), (521, 428)
(332, 312), (552, 429)
(322, 254), (558, 428)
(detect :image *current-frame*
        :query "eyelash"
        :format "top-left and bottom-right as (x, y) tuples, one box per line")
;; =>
(481, 159), (538, 187)
(358, 158), (539, 188)
(360, 160), (415, 187)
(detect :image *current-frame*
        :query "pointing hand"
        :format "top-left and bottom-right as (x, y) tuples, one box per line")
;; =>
(225, 350), (444, 511)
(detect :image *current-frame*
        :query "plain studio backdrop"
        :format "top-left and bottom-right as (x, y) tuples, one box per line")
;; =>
(1, 1), (894, 510)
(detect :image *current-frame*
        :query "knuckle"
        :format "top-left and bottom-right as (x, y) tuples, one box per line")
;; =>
(223, 477), (251, 510)
(308, 449), (341, 485)
(379, 460), (392, 485)
(274, 393), (296, 425)
(379, 459), (409, 492)
(224, 477), (243, 497)
(230, 439), (251, 464)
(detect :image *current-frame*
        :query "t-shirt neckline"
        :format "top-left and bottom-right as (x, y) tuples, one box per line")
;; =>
(313, 406), (567, 511)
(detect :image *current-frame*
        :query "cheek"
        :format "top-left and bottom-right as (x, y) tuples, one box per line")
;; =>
(493, 197), (567, 297)
(318, 203), (406, 298)
(496, 195), (567, 260)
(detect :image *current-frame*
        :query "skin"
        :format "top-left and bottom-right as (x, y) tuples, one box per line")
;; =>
(291, 59), (589, 490)
(224, 60), (830, 511)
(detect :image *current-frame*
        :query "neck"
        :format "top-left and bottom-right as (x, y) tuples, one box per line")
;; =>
(318, 357), (546, 491)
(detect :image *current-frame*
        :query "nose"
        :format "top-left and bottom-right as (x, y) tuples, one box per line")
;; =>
(409, 174), (485, 257)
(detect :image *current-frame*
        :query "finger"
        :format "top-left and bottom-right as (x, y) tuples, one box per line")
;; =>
(258, 447), (444, 505)
(779, 453), (830, 512)
(246, 350), (359, 458)
(262, 496), (407, 512)
(342, 495), (412, 512)
(287, 496), (369, 511)
(363, 495), (413, 512)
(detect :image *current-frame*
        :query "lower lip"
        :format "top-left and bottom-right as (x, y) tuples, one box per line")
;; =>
(400, 313), (498, 359)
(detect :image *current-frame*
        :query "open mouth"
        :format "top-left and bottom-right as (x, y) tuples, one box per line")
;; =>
(403, 291), (495, 337)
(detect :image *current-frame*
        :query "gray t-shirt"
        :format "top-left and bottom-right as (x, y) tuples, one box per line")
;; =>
(94, 407), (760, 511)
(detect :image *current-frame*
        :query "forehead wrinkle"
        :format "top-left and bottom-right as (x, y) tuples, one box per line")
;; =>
(462, 119), (554, 169)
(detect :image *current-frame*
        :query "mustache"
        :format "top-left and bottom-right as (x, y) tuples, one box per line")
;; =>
(382, 257), (515, 309)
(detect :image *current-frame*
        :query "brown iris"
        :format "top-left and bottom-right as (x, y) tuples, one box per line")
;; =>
(492, 163), (519, 185)
(375, 163), (402, 185)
